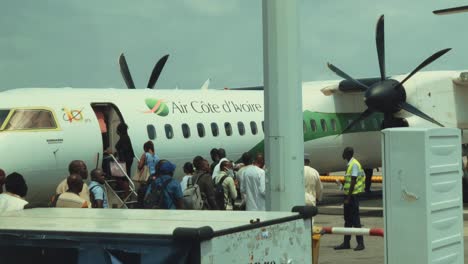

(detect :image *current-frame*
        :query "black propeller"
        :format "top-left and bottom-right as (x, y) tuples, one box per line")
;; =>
(118, 53), (170, 89)
(433, 5), (468, 15)
(327, 15), (449, 134)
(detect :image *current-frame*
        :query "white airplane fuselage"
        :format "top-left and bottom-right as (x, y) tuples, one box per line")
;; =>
(0, 70), (466, 203)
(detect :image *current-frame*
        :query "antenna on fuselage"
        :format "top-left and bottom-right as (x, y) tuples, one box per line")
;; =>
(118, 53), (169, 89)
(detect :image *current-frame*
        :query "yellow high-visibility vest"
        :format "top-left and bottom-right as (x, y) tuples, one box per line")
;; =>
(343, 158), (365, 195)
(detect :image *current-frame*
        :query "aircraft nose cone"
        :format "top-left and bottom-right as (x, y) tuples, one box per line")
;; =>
(365, 79), (404, 113)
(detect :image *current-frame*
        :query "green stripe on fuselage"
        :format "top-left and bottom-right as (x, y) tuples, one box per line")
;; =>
(242, 111), (383, 160)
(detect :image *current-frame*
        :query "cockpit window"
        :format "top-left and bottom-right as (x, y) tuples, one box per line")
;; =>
(0, 110), (10, 128)
(4, 109), (57, 130)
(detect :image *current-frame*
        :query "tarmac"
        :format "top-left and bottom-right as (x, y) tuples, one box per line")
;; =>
(314, 182), (468, 264)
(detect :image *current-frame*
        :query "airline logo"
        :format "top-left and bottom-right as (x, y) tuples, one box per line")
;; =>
(144, 98), (169, 116)
(62, 107), (84, 123)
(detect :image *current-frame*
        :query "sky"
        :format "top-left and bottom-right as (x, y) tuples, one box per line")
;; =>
(1, 0), (468, 91)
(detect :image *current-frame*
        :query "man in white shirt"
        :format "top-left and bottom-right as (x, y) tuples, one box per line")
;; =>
(304, 166), (323, 206)
(240, 152), (266, 211)
(56, 160), (90, 204)
(52, 174), (89, 208)
(0, 172), (28, 213)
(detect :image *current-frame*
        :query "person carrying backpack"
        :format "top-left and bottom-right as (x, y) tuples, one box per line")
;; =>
(191, 156), (218, 210)
(88, 168), (108, 208)
(144, 160), (184, 209)
(213, 160), (237, 210)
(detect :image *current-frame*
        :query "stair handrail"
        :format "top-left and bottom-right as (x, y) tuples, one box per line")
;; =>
(107, 153), (136, 191)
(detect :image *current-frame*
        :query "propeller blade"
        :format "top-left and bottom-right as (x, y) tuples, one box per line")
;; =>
(327, 63), (370, 91)
(376, 15), (386, 81)
(399, 48), (451, 86)
(433, 5), (468, 15)
(341, 108), (374, 135)
(119, 53), (136, 89)
(147, 54), (169, 89)
(399, 102), (444, 127)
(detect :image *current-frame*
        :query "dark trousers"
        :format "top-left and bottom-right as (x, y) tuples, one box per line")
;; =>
(343, 195), (364, 245)
(364, 168), (373, 192)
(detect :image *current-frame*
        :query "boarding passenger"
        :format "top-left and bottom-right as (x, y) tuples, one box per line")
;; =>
(114, 123), (134, 198)
(209, 148), (220, 173)
(240, 152), (266, 211)
(88, 168), (108, 208)
(144, 160), (184, 209)
(180, 162), (194, 193)
(137, 140), (159, 181)
(253, 153), (265, 169)
(334, 147), (365, 251)
(0, 172), (28, 213)
(211, 148), (229, 178)
(213, 160), (237, 210)
(56, 160), (90, 204)
(115, 122), (135, 176)
(192, 156), (218, 210)
(0, 169), (5, 193)
(52, 174), (89, 208)
(304, 166), (323, 206)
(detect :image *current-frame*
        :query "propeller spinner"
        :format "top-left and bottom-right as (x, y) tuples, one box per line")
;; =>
(327, 15), (449, 134)
(119, 53), (169, 89)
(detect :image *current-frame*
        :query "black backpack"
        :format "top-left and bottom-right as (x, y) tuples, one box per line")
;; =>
(214, 175), (228, 210)
(143, 178), (172, 209)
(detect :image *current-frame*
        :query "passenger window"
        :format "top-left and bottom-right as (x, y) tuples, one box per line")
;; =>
(147, 125), (156, 140)
(238, 122), (245, 136)
(165, 124), (174, 139)
(0, 109), (10, 129)
(310, 119), (317, 132)
(250, 121), (258, 135)
(211, 122), (219, 137)
(320, 119), (327, 132)
(4, 109), (57, 130)
(224, 122), (232, 136)
(181, 123), (190, 138)
(197, 123), (205, 138)
(331, 119), (337, 131)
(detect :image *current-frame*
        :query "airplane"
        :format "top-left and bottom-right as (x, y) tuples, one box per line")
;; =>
(1, 15), (467, 206)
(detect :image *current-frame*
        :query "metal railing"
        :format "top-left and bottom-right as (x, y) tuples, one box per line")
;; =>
(105, 154), (138, 208)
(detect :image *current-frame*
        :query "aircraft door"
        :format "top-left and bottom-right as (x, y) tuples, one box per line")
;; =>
(91, 103), (133, 174)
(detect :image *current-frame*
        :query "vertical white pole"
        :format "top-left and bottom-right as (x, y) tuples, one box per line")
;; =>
(262, 0), (304, 211)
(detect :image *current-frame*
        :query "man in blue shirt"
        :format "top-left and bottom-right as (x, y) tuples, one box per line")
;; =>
(145, 160), (184, 209)
(88, 168), (108, 208)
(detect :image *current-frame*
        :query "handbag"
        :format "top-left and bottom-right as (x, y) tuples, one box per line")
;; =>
(110, 161), (127, 177)
(133, 165), (150, 182)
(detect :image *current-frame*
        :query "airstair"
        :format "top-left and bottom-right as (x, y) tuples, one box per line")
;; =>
(104, 154), (139, 208)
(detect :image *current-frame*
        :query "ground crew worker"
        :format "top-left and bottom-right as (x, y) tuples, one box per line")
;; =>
(334, 147), (365, 251)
